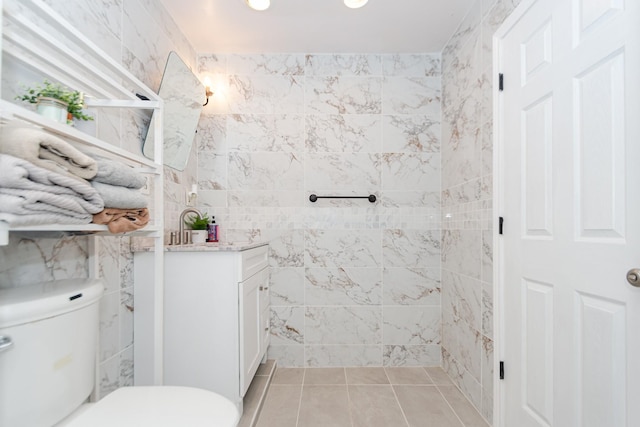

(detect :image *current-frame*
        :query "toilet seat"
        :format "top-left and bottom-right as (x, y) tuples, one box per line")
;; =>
(60, 386), (239, 427)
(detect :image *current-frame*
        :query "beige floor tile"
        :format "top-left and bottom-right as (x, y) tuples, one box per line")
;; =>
(345, 367), (389, 384)
(255, 385), (302, 427)
(438, 386), (489, 427)
(424, 367), (454, 385)
(385, 367), (433, 385)
(256, 359), (276, 376)
(297, 385), (351, 427)
(271, 367), (305, 385)
(304, 367), (346, 385)
(238, 375), (269, 427)
(348, 385), (408, 427)
(394, 385), (463, 427)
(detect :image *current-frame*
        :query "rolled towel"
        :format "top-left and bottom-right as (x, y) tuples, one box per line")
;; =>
(91, 181), (148, 209)
(0, 154), (104, 214)
(93, 208), (149, 233)
(94, 157), (146, 189)
(0, 125), (97, 180)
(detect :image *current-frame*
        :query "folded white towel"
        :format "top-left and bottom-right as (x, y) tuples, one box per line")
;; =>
(0, 193), (92, 226)
(91, 181), (147, 209)
(0, 124), (97, 181)
(94, 157), (146, 189)
(0, 154), (104, 224)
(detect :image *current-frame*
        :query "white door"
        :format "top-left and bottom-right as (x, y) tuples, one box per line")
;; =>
(496, 0), (640, 426)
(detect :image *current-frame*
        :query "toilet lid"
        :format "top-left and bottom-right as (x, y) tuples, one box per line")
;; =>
(63, 386), (239, 427)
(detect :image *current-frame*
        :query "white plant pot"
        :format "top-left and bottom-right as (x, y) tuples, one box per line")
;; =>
(191, 230), (207, 244)
(36, 97), (68, 124)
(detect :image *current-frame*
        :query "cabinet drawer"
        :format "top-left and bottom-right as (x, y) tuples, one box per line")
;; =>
(240, 245), (268, 281)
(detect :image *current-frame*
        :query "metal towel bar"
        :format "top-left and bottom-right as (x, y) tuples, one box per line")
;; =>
(309, 194), (376, 203)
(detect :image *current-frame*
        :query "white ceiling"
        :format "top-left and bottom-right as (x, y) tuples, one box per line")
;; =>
(160, 0), (475, 54)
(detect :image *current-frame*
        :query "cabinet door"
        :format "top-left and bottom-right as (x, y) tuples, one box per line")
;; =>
(239, 270), (263, 396)
(260, 272), (270, 354)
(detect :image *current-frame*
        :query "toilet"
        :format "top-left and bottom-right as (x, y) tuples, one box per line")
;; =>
(0, 279), (239, 427)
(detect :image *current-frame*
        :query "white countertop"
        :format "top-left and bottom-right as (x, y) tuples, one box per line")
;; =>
(132, 241), (268, 252)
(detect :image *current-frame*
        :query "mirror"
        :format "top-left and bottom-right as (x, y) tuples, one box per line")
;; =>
(143, 52), (205, 171)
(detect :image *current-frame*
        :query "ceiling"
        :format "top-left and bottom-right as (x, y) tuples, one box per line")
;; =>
(159, 0), (475, 54)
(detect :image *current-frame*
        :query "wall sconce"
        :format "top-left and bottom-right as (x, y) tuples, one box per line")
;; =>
(246, 0), (270, 11)
(203, 77), (213, 106)
(344, 0), (368, 8)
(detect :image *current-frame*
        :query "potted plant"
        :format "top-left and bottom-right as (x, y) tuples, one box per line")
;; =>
(17, 80), (94, 125)
(184, 212), (209, 244)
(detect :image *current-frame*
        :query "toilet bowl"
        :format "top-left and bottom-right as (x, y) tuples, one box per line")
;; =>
(0, 279), (239, 427)
(58, 386), (239, 427)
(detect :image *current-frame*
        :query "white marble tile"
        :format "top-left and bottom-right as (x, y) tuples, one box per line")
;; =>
(268, 229), (305, 267)
(198, 53), (227, 74)
(305, 267), (382, 306)
(482, 120), (493, 177)
(197, 113), (227, 152)
(119, 237), (133, 288)
(383, 345), (442, 367)
(270, 267), (305, 306)
(98, 354), (119, 399)
(442, 308), (482, 382)
(305, 76), (382, 114)
(228, 152), (304, 191)
(228, 190), (304, 208)
(270, 306), (305, 345)
(382, 77), (441, 115)
(481, 336), (493, 396)
(268, 345), (305, 368)
(442, 229), (482, 280)
(383, 306), (441, 345)
(381, 53), (441, 77)
(305, 153), (380, 192)
(0, 235), (88, 288)
(227, 114), (304, 152)
(305, 54), (382, 76)
(305, 306), (382, 345)
(305, 229), (382, 268)
(382, 229), (441, 268)
(441, 270), (482, 330)
(99, 291), (120, 363)
(481, 228), (493, 283)
(482, 282), (493, 339)
(228, 54), (305, 75)
(305, 115), (382, 153)
(442, 347), (483, 412)
(198, 151), (227, 190)
(381, 153), (440, 192)
(198, 190), (228, 208)
(380, 191), (440, 209)
(228, 75), (304, 114)
(120, 288), (134, 349)
(382, 115), (441, 153)
(305, 345), (382, 367)
(119, 346), (134, 387)
(382, 267), (441, 306)
(98, 237), (120, 294)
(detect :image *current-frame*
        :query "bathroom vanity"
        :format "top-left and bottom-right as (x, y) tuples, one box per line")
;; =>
(133, 243), (270, 412)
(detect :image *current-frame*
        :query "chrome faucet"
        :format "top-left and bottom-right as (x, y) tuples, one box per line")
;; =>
(177, 208), (202, 245)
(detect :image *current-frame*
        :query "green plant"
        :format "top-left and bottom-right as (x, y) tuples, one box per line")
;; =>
(184, 212), (210, 230)
(16, 80), (93, 121)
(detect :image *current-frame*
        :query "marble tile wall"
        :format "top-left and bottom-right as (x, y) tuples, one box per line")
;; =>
(0, 0), (197, 399)
(440, 0), (522, 424)
(194, 53), (443, 368)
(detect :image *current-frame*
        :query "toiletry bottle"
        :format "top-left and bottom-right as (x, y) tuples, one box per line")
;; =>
(207, 217), (218, 242)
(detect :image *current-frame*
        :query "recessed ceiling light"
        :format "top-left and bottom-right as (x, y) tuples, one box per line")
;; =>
(245, 0), (270, 11)
(344, 0), (369, 8)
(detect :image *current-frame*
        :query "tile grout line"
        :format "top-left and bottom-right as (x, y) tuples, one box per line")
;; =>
(344, 367), (356, 427)
(294, 368), (306, 427)
(384, 367), (412, 427)
(435, 384), (467, 427)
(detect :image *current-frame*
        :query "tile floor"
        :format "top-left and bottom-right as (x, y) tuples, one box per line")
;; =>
(255, 367), (489, 427)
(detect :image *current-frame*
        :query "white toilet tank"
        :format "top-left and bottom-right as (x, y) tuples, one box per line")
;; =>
(0, 279), (104, 427)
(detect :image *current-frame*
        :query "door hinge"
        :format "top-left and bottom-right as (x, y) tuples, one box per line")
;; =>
(499, 217), (504, 235)
(499, 73), (504, 91)
(499, 361), (505, 380)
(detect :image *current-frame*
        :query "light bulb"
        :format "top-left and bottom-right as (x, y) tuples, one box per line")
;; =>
(344, 0), (368, 9)
(246, 0), (270, 11)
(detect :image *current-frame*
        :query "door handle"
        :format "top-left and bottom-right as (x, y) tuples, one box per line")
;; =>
(627, 269), (640, 287)
(0, 336), (13, 353)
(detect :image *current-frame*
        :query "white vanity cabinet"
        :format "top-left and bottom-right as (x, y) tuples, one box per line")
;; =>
(133, 243), (270, 412)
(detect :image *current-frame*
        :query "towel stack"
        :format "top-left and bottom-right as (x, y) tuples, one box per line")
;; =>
(0, 124), (149, 233)
(90, 157), (149, 233)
